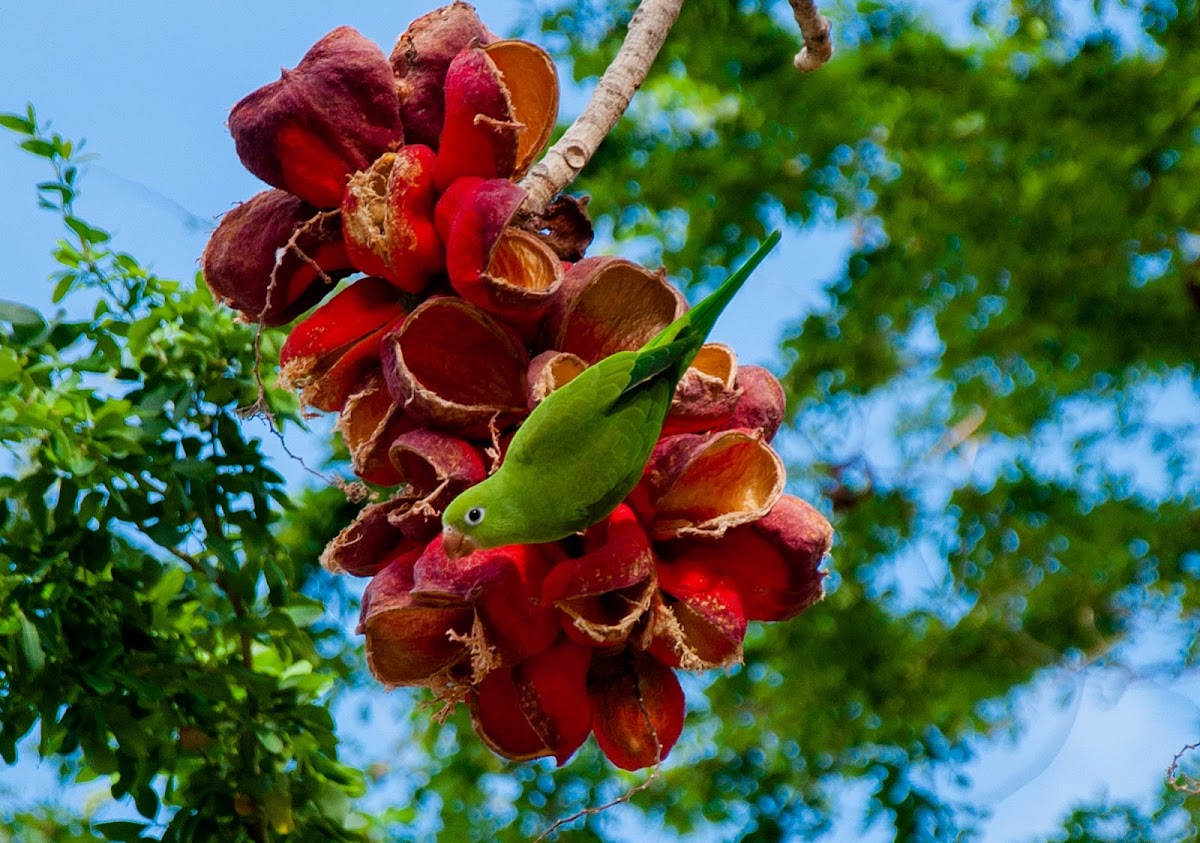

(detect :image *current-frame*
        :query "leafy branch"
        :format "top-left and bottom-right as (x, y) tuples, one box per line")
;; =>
(1, 111), (369, 842)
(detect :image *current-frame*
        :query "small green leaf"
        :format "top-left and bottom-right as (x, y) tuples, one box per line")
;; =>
(257, 730), (285, 755)
(0, 113), (34, 134)
(65, 215), (112, 245)
(52, 273), (77, 303)
(94, 821), (149, 843)
(0, 299), (45, 327)
(146, 567), (187, 605)
(19, 137), (56, 158)
(16, 609), (45, 672)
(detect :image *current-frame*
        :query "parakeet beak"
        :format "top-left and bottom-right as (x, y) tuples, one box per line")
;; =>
(442, 525), (478, 560)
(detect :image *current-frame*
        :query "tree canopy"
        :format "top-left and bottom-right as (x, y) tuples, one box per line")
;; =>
(2, 1), (1198, 841)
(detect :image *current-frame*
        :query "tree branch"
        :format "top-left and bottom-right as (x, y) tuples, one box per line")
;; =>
(517, 0), (684, 214)
(517, 0), (832, 214)
(789, 0), (833, 72)
(163, 537), (254, 670)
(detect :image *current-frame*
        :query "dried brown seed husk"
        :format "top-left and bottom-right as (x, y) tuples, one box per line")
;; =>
(390, 2), (497, 147)
(202, 190), (351, 326)
(379, 296), (529, 437)
(543, 257), (687, 362)
(633, 429), (786, 541)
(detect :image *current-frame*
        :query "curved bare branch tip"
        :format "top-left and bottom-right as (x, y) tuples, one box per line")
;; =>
(517, 0), (685, 214)
(790, 0), (833, 72)
(517, 0), (832, 215)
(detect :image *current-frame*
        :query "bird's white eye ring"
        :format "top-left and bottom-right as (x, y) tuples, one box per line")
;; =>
(465, 506), (485, 526)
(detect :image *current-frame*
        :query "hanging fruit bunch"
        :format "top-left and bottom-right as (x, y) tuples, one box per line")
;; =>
(203, 1), (832, 771)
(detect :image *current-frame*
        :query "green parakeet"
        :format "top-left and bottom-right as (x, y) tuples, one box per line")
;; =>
(441, 230), (781, 558)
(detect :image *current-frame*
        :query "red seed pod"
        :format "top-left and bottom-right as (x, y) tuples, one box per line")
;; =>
(279, 277), (407, 412)
(441, 179), (563, 325)
(413, 535), (559, 665)
(543, 257), (687, 362)
(229, 26), (404, 208)
(726, 365), (787, 442)
(359, 548), (474, 686)
(663, 343), (743, 436)
(388, 428), (487, 499)
(660, 495), (830, 623)
(338, 372), (413, 486)
(541, 505), (657, 648)
(589, 651), (684, 771)
(202, 190), (351, 326)
(320, 492), (429, 577)
(631, 429), (786, 541)
(433, 40), (558, 190)
(471, 638), (592, 765)
(341, 145), (444, 293)
(391, 2), (498, 147)
(379, 296), (529, 437)
(525, 350), (587, 409)
(644, 562), (747, 671)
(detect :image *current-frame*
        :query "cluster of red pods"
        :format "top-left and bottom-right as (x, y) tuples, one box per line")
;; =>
(203, 2), (832, 770)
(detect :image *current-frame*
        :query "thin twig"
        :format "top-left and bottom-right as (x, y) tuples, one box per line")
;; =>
(788, 0), (834, 72)
(517, 0), (684, 214)
(534, 681), (664, 841)
(1168, 742), (1200, 793)
(161, 540), (255, 669)
(517, 0), (833, 211)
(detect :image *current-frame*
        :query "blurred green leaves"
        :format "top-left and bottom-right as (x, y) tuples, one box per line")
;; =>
(0, 111), (366, 842)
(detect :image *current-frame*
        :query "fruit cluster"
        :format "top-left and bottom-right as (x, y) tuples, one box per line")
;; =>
(203, 2), (832, 770)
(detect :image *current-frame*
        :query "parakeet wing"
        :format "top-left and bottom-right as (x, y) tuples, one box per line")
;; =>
(505, 350), (671, 524)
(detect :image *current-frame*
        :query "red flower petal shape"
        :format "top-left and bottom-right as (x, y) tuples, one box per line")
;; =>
(541, 505), (657, 648)
(472, 638), (592, 765)
(526, 350), (587, 409)
(359, 548), (473, 686)
(482, 40), (559, 177)
(632, 429), (786, 541)
(391, 2), (497, 147)
(342, 145), (444, 293)
(433, 47), (517, 190)
(589, 651), (684, 771)
(661, 495), (830, 622)
(543, 256), (686, 362)
(202, 190), (351, 326)
(432, 175), (485, 244)
(442, 179), (563, 326)
(229, 27), (404, 208)
(726, 365), (786, 442)
(663, 343), (743, 436)
(279, 277), (406, 412)
(472, 665), (548, 761)
(380, 296), (529, 437)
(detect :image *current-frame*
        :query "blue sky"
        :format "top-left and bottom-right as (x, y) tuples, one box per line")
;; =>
(2, 2), (1197, 840)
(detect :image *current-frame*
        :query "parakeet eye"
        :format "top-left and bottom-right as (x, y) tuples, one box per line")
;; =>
(465, 507), (485, 526)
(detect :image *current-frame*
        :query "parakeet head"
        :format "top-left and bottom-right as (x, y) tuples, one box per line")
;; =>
(441, 478), (512, 559)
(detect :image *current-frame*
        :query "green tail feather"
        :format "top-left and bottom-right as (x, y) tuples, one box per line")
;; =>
(645, 229), (782, 353)
(622, 230), (782, 395)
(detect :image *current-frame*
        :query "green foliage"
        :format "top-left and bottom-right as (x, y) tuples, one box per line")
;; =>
(513, 0), (1200, 840)
(5, 0), (1200, 840)
(0, 110), (367, 842)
